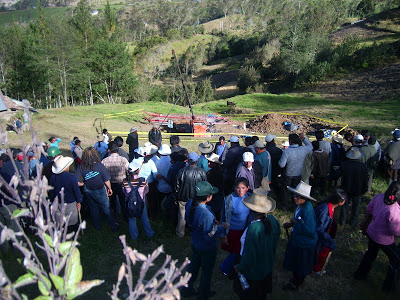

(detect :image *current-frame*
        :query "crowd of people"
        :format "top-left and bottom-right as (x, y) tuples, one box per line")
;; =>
(1, 124), (400, 299)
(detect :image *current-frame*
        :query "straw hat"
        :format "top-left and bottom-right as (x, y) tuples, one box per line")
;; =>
(332, 134), (343, 144)
(97, 135), (104, 142)
(198, 141), (215, 154)
(52, 156), (74, 174)
(243, 194), (276, 214)
(287, 181), (316, 201)
(130, 127), (139, 133)
(158, 144), (171, 155)
(346, 147), (363, 160)
(206, 153), (222, 165)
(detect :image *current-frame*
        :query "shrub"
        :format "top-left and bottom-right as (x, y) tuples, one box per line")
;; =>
(237, 66), (261, 91)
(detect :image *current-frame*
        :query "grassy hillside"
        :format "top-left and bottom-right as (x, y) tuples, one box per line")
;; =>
(0, 7), (71, 26)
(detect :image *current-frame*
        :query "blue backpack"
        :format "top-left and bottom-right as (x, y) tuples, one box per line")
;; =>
(125, 178), (144, 218)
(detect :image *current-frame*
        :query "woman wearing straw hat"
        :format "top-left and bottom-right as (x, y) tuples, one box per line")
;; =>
(282, 181), (317, 290)
(49, 155), (83, 231)
(198, 141), (215, 172)
(233, 193), (280, 300)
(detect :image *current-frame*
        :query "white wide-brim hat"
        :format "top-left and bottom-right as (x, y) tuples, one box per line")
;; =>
(148, 145), (158, 155)
(287, 181), (316, 201)
(135, 147), (146, 156)
(158, 144), (171, 155)
(243, 193), (276, 214)
(129, 158), (144, 172)
(206, 153), (222, 165)
(52, 156), (74, 174)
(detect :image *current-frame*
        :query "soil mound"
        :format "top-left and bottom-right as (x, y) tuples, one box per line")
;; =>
(246, 113), (352, 135)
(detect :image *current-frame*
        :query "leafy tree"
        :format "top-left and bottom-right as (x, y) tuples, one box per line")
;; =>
(103, 0), (116, 39)
(71, 0), (95, 48)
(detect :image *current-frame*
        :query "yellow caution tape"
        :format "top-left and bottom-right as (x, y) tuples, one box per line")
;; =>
(106, 110), (348, 139)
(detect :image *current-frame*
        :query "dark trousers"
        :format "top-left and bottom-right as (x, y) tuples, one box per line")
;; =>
(339, 195), (361, 227)
(109, 183), (128, 222)
(233, 272), (272, 300)
(282, 175), (301, 208)
(291, 272), (305, 287)
(310, 176), (326, 196)
(187, 245), (217, 300)
(354, 237), (400, 292)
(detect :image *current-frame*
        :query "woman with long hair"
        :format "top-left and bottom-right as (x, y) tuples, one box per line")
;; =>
(353, 181), (400, 293)
(75, 147), (118, 231)
(220, 177), (252, 276)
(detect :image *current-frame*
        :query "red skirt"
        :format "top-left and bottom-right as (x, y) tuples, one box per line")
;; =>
(221, 229), (245, 254)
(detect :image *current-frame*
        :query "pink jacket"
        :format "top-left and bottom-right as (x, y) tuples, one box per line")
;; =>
(366, 194), (400, 245)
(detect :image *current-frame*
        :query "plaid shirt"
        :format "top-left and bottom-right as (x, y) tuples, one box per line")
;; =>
(102, 153), (129, 183)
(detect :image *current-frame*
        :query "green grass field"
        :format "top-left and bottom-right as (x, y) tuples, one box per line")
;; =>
(1, 93), (400, 299)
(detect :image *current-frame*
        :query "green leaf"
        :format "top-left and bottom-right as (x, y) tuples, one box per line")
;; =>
(37, 277), (51, 296)
(50, 273), (65, 295)
(43, 233), (54, 248)
(13, 273), (36, 289)
(65, 248), (83, 290)
(59, 241), (73, 255)
(66, 280), (104, 299)
(12, 208), (30, 219)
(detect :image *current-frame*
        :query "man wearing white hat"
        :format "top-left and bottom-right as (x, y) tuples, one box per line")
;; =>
(223, 136), (244, 195)
(50, 156), (82, 229)
(236, 151), (256, 192)
(154, 144), (172, 218)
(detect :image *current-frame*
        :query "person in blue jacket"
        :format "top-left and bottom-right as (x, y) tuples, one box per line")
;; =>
(181, 181), (228, 299)
(313, 189), (346, 274)
(283, 181), (318, 290)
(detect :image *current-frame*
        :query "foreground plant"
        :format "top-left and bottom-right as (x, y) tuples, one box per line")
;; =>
(0, 101), (103, 299)
(110, 235), (191, 300)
